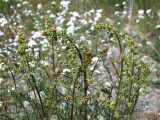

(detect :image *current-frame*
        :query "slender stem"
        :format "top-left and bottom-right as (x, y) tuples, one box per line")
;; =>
(8, 67), (30, 120)
(111, 31), (124, 120)
(27, 62), (45, 120)
(83, 68), (88, 120)
(70, 68), (81, 120)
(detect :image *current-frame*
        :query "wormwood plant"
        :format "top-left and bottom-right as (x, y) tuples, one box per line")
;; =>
(0, 17), (149, 120)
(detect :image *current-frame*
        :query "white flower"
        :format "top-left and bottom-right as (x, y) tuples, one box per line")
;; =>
(0, 101), (3, 107)
(50, 13), (55, 18)
(114, 11), (120, 16)
(89, 9), (95, 13)
(91, 57), (99, 64)
(67, 21), (74, 26)
(60, 1), (70, 10)
(70, 16), (76, 21)
(136, 19), (140, 23)
(0, 18), (8, 27)
(51, 2), (56, 5)
(47, 10), (51, 14)
(96, 12), (102, 18)
(66, 25), (75, 34)
(31, 31), (42, 39)
(62, 68), (70, 74)
(95, 69), (100, 74)
(104, 82), (111, 88)
(115, 4), (119, 7)
(80, 36), (85, 41)
(71, 11), (80, 17)
(157, 10), (160, 16)
(0, 31), (4, 37)
(146, 9), (152, 14)
(146, 41), (152, 45)
(138, 9), (144, 15)
(0, 78), (3, 83)
(80, 19), (87, 25)
(62, 46), (66, 49)
(3, 0), (9, 2)
(23, 101), (30, 108)
(117, 22), (121, 25)
(41, 60), (49, 66)
(22, 1), (28, 5)
(37, 4), (42, 10)
(156, 24), (160, 29)
(56, 26), (62, 32)
(123, 11), (127, 15)
(122, 2), (126, 5)
(28, 39), (37, 47)
(96, 9), (102, 13)
(40, 39), (49, 44)
(17, 4), (21, 8)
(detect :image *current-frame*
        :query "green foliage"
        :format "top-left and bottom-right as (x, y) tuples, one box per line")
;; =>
(0, 17), (150, 120)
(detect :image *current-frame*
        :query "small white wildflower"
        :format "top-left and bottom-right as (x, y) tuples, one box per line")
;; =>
(146, 41), (152, 45)
(41, 61), (49, 66)
(23, 101), (30, 108)
(47, 10), (51, 14)
(22, 1), (28, 5)
(67, 21), (74, 26)
(106, 18), (112, 22)
(60, 1), (70, 10)
(80, 19), (87, 25)
(70, 16), (76, 21)
(62, 46), (66, 50)
(3, 0), (9, 2)
(0, 18), (8, 27)
(18, 25), (23, 29)
(50, 13), (55, 18)
(66, 25), (75, 34)
(115, 4), (119, 7)
(136, 19), (140, 23)
(40, 39), (49, 44)
(137, 43), (142, 47)
(71, 11), (80, 17)
(17, 4), (21, 8)
(62, 69), (70, 74)
(37, 4), (42, 10)
(104, 82), (111, 88)
(91, 57), (99, 64)
(28, 39), (37, 47)
(123, 11), (127, 15)
(122, 1), (126, 5)
(114, 11), (120, 16)
(96, 9), (102, 13)
(138, 9), (144, 15)
(96, 12), (102, 18)
(89, 9), (95, 13)
(95, 69), (100, 74)
(31, 31), (42, 39)
(0, 78), (3, 83)
(0, 31), (4, 37)
(117, 22), (121, 25)
(51, 2), (56, 5)
(56, 26), (62, 32)
(146, 9), (152, 14)
(80, 36), (85, 41)
(0, 101), (3, 107)
(156, 25), (160, 29)
(157, 10), (160, 16)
